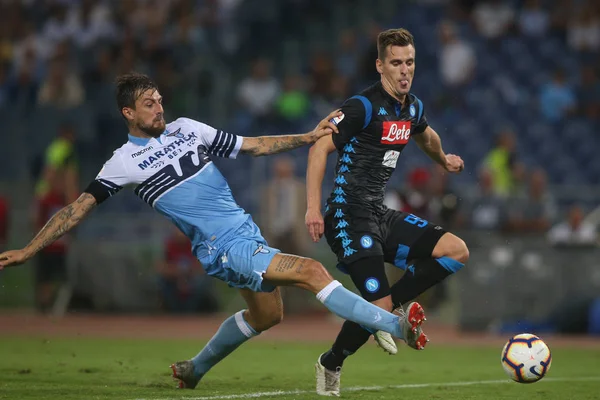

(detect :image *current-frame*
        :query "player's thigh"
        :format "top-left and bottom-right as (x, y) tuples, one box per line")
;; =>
(239, 287), (284, 331)
(382, 210), (447, 268)
(344, 255), (391, 307)
(262, 253), (333, 293)
(323, 211), (385, 272)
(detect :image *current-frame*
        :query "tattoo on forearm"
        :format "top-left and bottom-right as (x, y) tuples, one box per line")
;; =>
(250, 135), (310, 156)
(274, 255), (306, 273)
(27, 193), (96, 255)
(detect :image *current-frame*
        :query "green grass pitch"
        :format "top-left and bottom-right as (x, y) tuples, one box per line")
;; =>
(0, 337), (599, 399)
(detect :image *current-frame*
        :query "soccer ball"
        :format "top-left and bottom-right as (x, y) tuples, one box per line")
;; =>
(501, 333), (552, 383)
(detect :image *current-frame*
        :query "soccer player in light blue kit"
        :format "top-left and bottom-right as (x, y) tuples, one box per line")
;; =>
(0, 74), (425, 390)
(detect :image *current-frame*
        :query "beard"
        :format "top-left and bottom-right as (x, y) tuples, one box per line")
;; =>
(138, 117), (166, 138)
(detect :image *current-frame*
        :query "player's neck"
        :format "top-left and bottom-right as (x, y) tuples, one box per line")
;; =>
(380, 79), (407, 105)
(129, 126), (161, 139)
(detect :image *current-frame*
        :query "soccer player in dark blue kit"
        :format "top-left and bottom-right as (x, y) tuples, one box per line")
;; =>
(306, 28), (470, 396)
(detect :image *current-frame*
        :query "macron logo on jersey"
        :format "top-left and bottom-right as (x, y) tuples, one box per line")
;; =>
(137, 132), (198, 170)
(381, 121), (411, 145)
(131, 146), (154, 158)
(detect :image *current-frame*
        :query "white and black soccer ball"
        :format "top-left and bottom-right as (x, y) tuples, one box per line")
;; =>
(501, 333), (552, 383)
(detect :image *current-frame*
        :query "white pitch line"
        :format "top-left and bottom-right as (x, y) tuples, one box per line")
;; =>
(134, 376), (600, 400)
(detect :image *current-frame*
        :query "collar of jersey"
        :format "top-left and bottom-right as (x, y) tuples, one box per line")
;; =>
(127, 130), (168, 146)
(376, 81), (413, 108)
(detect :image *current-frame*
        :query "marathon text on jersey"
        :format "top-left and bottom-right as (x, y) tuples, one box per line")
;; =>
(137, 132), (198, 170)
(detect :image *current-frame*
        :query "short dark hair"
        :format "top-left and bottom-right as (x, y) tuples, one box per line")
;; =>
(377, 28), (415, 60)
(115, 73), (159, 112)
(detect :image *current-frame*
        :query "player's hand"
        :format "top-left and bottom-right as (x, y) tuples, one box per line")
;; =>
(444, 154), (464, 173)
(312, 110), (341, 140)
(305, 208), (325, 243)
(0, 250), (29, 270)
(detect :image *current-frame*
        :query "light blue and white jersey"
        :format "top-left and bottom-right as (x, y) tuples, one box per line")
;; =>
(86, 117), (248, 266)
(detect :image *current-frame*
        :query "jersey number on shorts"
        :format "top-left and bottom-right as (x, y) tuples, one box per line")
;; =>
(404, 214), (428, 228)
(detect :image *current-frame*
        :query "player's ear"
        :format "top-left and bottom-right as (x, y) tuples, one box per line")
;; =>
(376, 58), (384, 75)
(122, 107), (134, 121)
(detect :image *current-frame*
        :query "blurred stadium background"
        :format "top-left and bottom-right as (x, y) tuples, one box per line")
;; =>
(0, 0), (599, 339)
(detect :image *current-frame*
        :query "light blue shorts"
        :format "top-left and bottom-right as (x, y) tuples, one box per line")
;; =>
(205, 218), (280, 292)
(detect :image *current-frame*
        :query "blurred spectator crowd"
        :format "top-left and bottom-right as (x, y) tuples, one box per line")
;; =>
(0, 0), (599, 185)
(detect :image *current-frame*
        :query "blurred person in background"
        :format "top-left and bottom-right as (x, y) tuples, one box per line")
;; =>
(472, 0), (515, 41)
(358, 22), (383, 84)
(438, 20), (476, 89)
(462, 167), (508, 231)
(260, 156), (309, 256)
(157, 228), (219, 314)
(7, 46), (40, 114)
(260, 156), (313, 314)
(37, 53), (85, 109)
(399, 167), (432, 220)
(275, 74), (311, 127)
(547, 204), (598, 247)
(66, 0), (118, 50)
(335, 29), (360, 80)
(236, 58), (280, 131)
(312, 75), (351, 121)
(511, 161), (529, 198)
(428, 164), (460, 228)
(518, 0), (550, 38)
(539, 68), (576, 122)
(34, 173), (69, 314)
(34, 123), (79, 204)
(306, 28), (468, 396)
(506, 168), (557, 233)
(309, 52), (337, 99)
(483, 129), (519, 197)
(567, 2), (600, 53)
(579, 64), (600, 120)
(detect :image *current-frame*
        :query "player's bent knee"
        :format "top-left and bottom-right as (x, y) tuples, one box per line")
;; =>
(433, 233), (469, 265)
(298, 259), (333, 288)
(432, 234), (469, 274)
(452, 237), (469, 264)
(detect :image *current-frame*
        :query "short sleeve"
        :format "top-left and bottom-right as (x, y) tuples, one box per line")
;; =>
(412, 96), (429, 135)
(83, 152), (131, 204)
(331, 97), (367, 150)
(179, 117), (243, 159)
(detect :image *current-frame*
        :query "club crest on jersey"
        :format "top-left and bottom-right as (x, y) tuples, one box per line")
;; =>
(330, 113), (345, 126)
(166, 128), (184, 138)
(381, 121), (411, 145)
(410, 104), (416, 117)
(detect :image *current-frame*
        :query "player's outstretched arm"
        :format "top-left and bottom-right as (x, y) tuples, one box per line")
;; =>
(305, 136), (336, 242)
(413, 126), (464, 173)
(239, 110), (341, 157)
(0, 193), (97, 269)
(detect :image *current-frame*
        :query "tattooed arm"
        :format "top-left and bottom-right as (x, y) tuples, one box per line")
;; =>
(239, 110), (341, 157)
(0, 193), (97, 269)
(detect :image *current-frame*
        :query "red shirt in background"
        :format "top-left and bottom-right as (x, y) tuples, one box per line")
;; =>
(165, 238), (197, 274)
